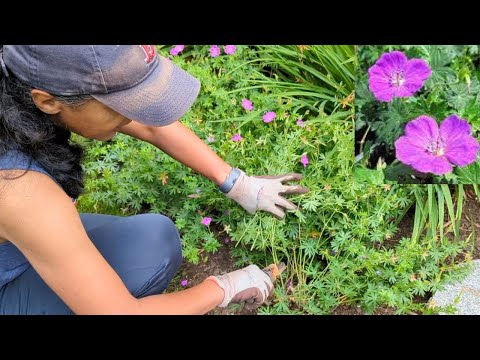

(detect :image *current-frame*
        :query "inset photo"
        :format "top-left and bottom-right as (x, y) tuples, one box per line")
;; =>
(355, 46), (480, 184)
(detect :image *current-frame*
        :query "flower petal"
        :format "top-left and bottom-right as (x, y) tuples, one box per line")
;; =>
(369, 82), (393, 99)
(393, 84), (414, 98)
(440, 115), (480, 166)
(368, 67), (395, 101)
(445, 136), (480, 167)
(403, 58), (431, 95)
(403, 116), (439, 148)
(440, 115), (472, 141)
(395, 137), (453, 175)
(374, 51), (408, 74)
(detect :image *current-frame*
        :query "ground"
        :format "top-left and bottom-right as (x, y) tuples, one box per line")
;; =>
(165, 241), (257, 315)
(460, 187), (480, 260)
(166, 186), (480, 315)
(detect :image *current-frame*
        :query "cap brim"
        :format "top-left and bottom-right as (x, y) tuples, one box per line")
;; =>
(92, 56), (200, 127)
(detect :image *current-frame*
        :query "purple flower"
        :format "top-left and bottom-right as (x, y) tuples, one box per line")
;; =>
(263, 111), (276, 123)
(224, 209), (230, 216)
(223, 237), (231, 244)
(181, 279), (188, 287)
(210, 45), (221, 58)
(368, 51), (431, 102)
(231, 133), (243, 142)
(296, 119), (305, 128)
(395, 115), (480, 175)
(224, 45), (236, 55)
(195, 188), (202, 194)
(207, 135), (215, 143)
(201, 217), (212, 226)
(241, 98), (254, 111)
(300, 154), (309, 168)
(170, 45), (185, 56)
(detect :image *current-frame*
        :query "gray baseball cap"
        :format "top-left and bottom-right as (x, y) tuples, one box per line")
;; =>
(1, 45), (201, 126)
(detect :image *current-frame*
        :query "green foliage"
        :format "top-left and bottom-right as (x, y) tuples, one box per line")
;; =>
(75, 45), (473, 314)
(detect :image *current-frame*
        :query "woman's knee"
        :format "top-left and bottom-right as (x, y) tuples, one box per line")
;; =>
(84, 213), (183, 298)
(138, 214), (182, 267)
(127, 214), (182, 297)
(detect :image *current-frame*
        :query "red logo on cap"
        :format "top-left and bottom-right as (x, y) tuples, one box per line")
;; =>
(139, 45), (156, 64)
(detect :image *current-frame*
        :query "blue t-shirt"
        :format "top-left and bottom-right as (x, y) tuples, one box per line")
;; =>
(0, 149), (66, 287)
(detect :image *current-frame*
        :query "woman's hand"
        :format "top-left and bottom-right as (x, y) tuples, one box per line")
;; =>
(206, 264), (274, 309)
(225, 170), (309, 219)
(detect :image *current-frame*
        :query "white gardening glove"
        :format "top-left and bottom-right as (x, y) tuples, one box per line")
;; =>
(225, 170), (309, 219)
(207, 264), (273, 309)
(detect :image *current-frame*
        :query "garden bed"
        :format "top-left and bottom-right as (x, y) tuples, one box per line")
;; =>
(76, 45), (479, 315)
(167, 185), (480, 315)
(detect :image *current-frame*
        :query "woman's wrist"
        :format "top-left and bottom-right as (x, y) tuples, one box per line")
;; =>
(213, 163), (233, 186)
(203, 277), (225, 307)
(218, 167), (242, 193)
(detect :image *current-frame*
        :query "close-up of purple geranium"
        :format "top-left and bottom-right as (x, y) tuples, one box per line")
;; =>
(395, 115), (480, 175)
(368, 51), (431, 102)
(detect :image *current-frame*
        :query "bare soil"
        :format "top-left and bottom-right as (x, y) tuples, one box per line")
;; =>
(165, 240), (257, 315)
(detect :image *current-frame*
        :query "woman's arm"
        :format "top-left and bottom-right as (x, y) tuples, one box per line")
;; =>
(118, 120), (232, 186)
(0, 170), (223, 314)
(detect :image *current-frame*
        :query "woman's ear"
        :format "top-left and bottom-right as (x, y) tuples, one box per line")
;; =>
(31, 89), (62, 115)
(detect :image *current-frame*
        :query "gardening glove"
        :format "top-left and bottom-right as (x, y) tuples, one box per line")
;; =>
(225, 169), (309, 219)
(207, 264), (274, 309)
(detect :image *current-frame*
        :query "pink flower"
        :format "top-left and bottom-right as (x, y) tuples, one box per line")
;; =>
(395, 115), (480, 175)
(241, 98), (254, 111)
(231, 133), (243, 142)
(224, 237), (231, 244)
(170, 45), (185, 56)
(207, 135), (215, 143)
(263, 111), (277, 123)
(201, 217), (212, 226)
(181, 279), (188, 287)
(224, 45), (236, 55)
(368, 51), (431, 102)
(296, 119), (305, 128)
(210, 45), (221, 57)
(300, 154), (309, 168)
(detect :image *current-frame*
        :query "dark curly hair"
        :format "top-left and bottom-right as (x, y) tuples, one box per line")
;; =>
(0, 69), (91, 199)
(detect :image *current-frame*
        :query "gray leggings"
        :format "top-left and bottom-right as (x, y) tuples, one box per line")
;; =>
(0, 213), (182, 314)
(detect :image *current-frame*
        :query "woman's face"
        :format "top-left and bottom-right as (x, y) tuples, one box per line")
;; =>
(31, 89), (132, 141)
(56, 99), (132, 141)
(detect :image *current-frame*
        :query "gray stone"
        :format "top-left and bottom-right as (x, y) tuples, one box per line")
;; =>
(430, 260), (480, 315)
